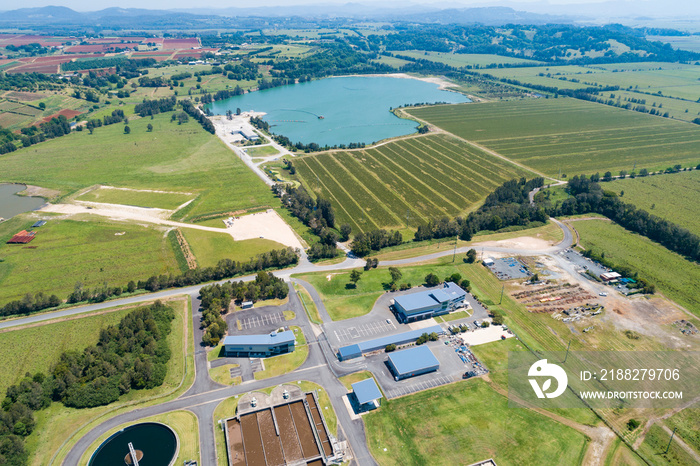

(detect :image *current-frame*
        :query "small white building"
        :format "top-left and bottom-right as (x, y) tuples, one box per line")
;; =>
(237, 127), (259, 141)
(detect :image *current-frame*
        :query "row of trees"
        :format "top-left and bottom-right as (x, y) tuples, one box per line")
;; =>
(134, 96), (176, 117)
(0, 302), (174, 465)
(350, 229), (403, 257)
(181, 100), (215, 134)
(0, 248), (298, 319)
(544, 175), (700, 262)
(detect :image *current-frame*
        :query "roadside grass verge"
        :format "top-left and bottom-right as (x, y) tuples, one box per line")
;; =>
(638, 424), (698, 466)
(663, 407), (700, 455)
(294, 283), (322, 324)
(210, 364), (242, 386)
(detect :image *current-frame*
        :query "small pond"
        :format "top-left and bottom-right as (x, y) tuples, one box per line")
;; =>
(0, 184), (45, 220)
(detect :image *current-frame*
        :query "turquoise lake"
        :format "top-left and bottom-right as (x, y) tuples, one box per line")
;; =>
(206, 76), (469, 146)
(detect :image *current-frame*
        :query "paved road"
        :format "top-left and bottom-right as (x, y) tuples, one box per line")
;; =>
(46, 218), (575, 465)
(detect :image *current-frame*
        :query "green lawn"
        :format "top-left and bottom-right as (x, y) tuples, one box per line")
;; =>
(0, 110), (276, 220)
(0, 215), (179, 304)
(254, 326), (308, 380)
(338, 371), (379, 392)
(0, 306), (134, 397)
(79, 410), (200, 466)
(180, 228), (285, 268)
(246, 145), (279, 157)
(410, 99), (700, 178)
(77, 187), (195, 210)
(363, 379), (588, 466)
(606, 171), (700, 236)
(574, 219), (700, 314)
(294, 283), (322, 324)
(210, 364), (242, 386)
(394, 50), (542, 67)
(294, 133), (531, 232)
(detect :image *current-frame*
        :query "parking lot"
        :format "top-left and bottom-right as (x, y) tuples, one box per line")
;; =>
(558, 249), (609, 278)
(239, 312), (285, 330)
(332, 319), (397, 344)
(486, 257), (532, 280)
(383, 374), (455, 398)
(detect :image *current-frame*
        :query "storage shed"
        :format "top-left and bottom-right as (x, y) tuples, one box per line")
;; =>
(387, 345), (440, 380)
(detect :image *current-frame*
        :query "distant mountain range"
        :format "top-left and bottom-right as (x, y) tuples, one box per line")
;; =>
(0, 4), (571, 28)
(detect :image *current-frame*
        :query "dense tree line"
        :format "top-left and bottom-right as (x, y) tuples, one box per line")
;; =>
(134, 96), (176, 117)
(198, 86), (244, 104)
(0, 248), (298, 318)
(199, 272), (289, 345)
(543, 175), (700, 262)
(181, 100), (215, 134)
(350, 229), (403, 256)
(0, 302), (174, 465)
(16, 115), (72, 149)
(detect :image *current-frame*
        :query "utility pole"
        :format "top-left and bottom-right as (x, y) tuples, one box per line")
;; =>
(563, 339), (572, 364)
(665, 427), (677, 454)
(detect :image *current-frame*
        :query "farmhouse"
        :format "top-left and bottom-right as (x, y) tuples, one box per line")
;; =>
(387, 345), (440, 381)
(222, 330), (295, 357)
(393, 282), (466, 323)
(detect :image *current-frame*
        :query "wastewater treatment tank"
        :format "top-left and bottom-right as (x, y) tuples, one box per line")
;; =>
(88, 422), (178, 466)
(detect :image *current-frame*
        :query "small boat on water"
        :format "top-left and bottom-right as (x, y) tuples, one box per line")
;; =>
(318, 115), (324, 119)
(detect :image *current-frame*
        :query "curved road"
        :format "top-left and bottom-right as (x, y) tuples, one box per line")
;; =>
(22, 218), (574, 465)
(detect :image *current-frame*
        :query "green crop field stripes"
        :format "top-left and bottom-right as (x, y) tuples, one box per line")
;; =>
(294, 134), (532, 232)
(411, 99), (700, 177)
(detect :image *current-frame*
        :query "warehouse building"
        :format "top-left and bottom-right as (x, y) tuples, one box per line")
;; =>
(393, 282), (467, 323)
(337, 325), (444, 361)
(223, 330), (295, 357)
(387, 345), (440, 380)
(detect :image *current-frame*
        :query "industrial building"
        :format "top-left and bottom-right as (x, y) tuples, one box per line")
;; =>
(387, 345), (440, 380)
(393, 282), (467, 323)
(337, 325), (444, 361)
(237, 127), (259, 141)
(600, 272), (621, 283)
(223, 330), (295, 357)
(351, 378), (383, 411)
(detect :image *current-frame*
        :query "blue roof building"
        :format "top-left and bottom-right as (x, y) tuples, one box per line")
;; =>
(351, 378), (383, 409)
(223, 330), (296, 358)
(393, 282), (467, 323)
(387, 345), (440, 380)
(337, 325), (444, 361)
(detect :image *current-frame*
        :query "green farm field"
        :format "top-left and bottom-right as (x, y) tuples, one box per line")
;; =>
(392, 50), (542, 67)
(0, 111), (275, 220)
(0, 215), (179, 304)
(0, 306), (134, 397)
(410, 99), (700, 177)
(180, 229), (285, 268)
(574, 219), (700, 314)
(606, 171), (700, 235)
(294, 133), (531, 233)
(77, 186), (195, 210)
(363, 379), (588, 466)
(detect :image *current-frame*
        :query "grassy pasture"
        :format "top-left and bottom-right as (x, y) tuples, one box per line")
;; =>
(180, 229), (285, 268)
(363, 378), (588, 466)
(245, 145), (279, 157)
(0, 306), (134, 397)
(77, 186), (194, 210)
(574, 219), (700, 314)
(606, 171), (700, 235)
(410, 99), (700, 177)
(0, 111), (275, 220)
(638, 424), (698, 466)
(663, 407), (700, 456)
(604, 89), (700, 123)
(294, 133), (531, 233)
(0, 215), (179, 304)
(392, 50), (541, 67)
(647, 35), (700, 52)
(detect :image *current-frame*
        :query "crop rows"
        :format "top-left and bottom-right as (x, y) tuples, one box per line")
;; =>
(294, 133), (530, 232)
(411, 99), (700, 177)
